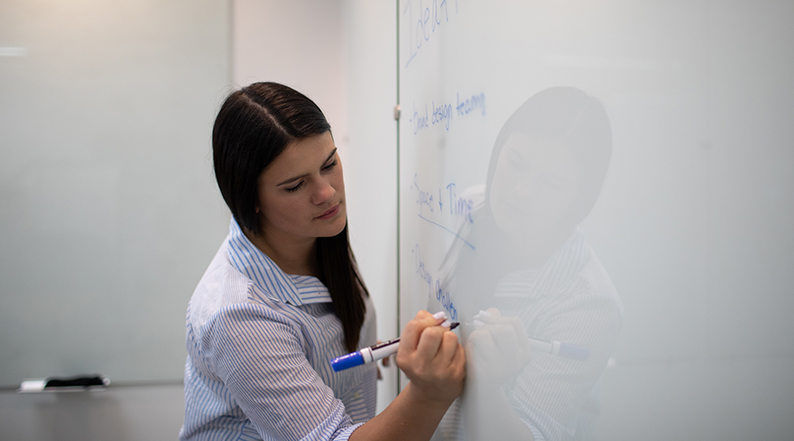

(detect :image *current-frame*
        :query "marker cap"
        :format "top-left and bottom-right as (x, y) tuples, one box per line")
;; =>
(330, 352), (364, 372)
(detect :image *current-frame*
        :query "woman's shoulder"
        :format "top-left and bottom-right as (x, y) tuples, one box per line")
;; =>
(192, 242), (251, 302)
(188, 241), (294, 334)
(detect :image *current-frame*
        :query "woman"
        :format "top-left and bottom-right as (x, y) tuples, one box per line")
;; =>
(180, 82), (465, 441)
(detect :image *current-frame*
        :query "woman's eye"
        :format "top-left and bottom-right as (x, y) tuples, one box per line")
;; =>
(286, 182), (304, 193)
(322, 160), (337, 171)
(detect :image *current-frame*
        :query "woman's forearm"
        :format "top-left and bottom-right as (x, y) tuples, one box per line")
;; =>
(349, 382), (451, 441)
(462, 380), (536, 441)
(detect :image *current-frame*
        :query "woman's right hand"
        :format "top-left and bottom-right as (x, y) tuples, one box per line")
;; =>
(394, 311), (466, 407)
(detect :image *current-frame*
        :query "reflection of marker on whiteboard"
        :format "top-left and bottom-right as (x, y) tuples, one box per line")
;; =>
(473, 310), (590, 361)
(330, 312), (459, 372)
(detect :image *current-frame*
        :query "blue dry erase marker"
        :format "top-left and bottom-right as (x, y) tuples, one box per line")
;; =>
(331, 322), (460, 372)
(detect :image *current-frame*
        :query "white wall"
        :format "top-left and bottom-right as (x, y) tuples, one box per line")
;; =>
(340, 0), (399, 413)
(0, 0), (230, 439)
(233, 0), (349, 155)
(0, 1), (398, 439)
(0, 0), (231, 387)
(232, 0), (400, 413)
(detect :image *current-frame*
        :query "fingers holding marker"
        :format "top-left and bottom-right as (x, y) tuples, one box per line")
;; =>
(399, 311), (442, 346)
(331, 311), (459, 373)
(436, 326), (462, 365)
(424, 312), (459, 365)
(398, 311), (448, 361)
(396, 311), (461, 371)
(420, 313), (463, 380)
(373, 310), (465, 405)
(415, 325), (444, 359)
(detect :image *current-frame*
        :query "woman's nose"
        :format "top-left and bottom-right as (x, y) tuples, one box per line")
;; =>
(312, 178), (335, 205)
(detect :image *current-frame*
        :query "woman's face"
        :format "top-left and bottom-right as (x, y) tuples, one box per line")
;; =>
(488, 132), (582, 238)
(255, 131), (347, 243)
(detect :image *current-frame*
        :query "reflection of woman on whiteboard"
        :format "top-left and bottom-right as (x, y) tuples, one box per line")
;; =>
(180, 82), (465, 441)
(434, 87), (623, 441)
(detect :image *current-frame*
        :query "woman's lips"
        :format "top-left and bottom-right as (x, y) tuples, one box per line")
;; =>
(316, 203), (341, 220)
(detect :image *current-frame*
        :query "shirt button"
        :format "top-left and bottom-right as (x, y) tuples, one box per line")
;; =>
(354, 391), (361, 400)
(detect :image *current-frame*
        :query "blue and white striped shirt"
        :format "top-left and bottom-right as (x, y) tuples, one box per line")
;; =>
(180, 219), (378, 441)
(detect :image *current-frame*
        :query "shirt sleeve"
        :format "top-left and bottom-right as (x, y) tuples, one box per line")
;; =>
(202, 302), (359, 441)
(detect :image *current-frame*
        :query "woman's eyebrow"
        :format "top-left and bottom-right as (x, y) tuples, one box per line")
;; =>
(277, 148), (337, 186)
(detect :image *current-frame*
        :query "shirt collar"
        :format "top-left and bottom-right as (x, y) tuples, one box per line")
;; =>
(225, 218), (332, 306)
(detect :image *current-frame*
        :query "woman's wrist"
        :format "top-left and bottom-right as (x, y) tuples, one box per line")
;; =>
(349, 382), (452, 441)
(402, 381), (455, 410)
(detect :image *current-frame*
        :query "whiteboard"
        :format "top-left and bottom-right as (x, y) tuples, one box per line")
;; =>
(0, 0), (231, 387)
(398, 0), (794, 439)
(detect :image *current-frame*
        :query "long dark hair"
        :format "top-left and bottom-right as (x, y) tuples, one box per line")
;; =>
(212, 82), (368, 352)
